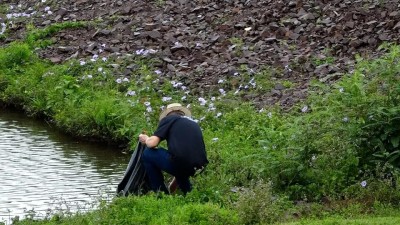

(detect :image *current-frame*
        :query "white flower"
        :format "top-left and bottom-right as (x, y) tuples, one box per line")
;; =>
(0, 23), (6, 35)
(162, 96), (172, 102)
(135, 49), (144, 55)
(174, 82), (183, 88)
(361, 180), (367, 187)
(181, 96), (187, 100)
(116, 78), (122, 83)
(144, 101), (151, 106)
(126, 90), (136, 96)
(267, 112), (272, 118)
(218, 79), (224, 84)
(79, 61), (86, 66)
(123, 78), (129, 82)
(44, 6), (51, 11)
(219, 89), (226, 96)
(284, 65), (292, 72)
(198, 97), (207, 106)
(212, 138), (219, 142)
(301, 106), (308, 113)
(86, 74), (93, 79)
(216, 112), (222, 118)
(342, 117), (349, 122)
(154, 70), (162, 75)
(249, 77), (256, 88)
(102, 57), (107, 62)
(208, 102), (216, 111)
(98, 67), (103, 72)
(136, 49), (150, 56)
(339, 87), (344, 93)
(146, 106), (152, 113)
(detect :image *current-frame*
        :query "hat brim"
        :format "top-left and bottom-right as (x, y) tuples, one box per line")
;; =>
(159, 106), (191, 121)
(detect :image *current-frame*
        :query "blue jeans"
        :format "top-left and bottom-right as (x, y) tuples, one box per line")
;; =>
(142, 147), (192, 194)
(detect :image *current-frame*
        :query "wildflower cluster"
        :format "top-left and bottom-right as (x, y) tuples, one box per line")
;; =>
(1, 1), (57, 36)
(230, 73), (258, 95)
(6, 10), (36, 20)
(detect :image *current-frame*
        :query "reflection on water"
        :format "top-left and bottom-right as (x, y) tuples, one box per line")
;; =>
(0, 108), (129, 224)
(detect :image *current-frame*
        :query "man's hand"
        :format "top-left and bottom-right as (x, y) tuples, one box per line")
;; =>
(138, 134), (149, 144)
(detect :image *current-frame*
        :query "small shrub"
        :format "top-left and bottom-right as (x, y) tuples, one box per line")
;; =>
(234, 180), (292, 225)
(0, 42), (32, 69)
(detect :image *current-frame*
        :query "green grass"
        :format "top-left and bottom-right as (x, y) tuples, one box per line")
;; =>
(282, 216), (400, 225)
(25, 21), (86, 48)
(2, 18), (400, 225)
(14, 193), (239, 225)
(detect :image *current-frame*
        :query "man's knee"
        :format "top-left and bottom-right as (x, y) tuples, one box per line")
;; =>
(142, 147), (153, 162)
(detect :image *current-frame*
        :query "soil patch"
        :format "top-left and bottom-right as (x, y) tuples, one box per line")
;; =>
(1, 0), (399, 108)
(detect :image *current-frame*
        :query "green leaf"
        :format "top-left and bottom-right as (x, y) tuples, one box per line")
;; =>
(391, 136), (400, 148)
(388, 151), (400, 163)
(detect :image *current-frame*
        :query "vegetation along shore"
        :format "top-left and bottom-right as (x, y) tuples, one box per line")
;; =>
(1, 0), (400, 224)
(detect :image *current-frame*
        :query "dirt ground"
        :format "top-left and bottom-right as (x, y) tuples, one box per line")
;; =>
(1, 0), (399, 108)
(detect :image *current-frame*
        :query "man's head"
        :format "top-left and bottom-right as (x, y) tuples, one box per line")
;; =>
(159, 103), (191, 121)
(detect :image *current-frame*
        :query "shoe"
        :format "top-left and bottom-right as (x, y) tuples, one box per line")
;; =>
(168, 177), (179, 194)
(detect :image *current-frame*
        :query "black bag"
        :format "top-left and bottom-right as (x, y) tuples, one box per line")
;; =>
(116, 141), (149, 196)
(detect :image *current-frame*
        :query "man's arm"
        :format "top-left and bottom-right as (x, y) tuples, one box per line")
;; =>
(139, 134), (160, 148)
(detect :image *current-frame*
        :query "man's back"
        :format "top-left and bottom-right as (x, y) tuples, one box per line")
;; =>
(155, 115), (208, 175)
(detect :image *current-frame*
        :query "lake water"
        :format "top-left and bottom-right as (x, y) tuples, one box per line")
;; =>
(0, 108), (129, 224)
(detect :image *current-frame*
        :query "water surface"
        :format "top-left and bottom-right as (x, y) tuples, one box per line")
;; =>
(0, 109), (129, 223)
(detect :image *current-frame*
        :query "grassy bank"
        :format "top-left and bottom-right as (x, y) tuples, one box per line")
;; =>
(1, 22), (400, 225)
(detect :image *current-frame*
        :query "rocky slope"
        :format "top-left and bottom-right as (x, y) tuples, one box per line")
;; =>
(1, 0), (400, 108)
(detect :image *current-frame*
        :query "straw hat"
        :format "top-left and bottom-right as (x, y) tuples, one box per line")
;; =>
(159, 103), (191, 121)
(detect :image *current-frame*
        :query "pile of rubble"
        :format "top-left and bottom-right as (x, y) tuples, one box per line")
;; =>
(1, 0), (399, 107)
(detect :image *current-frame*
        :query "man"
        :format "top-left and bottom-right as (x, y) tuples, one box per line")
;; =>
(139, 103), (208, 194)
